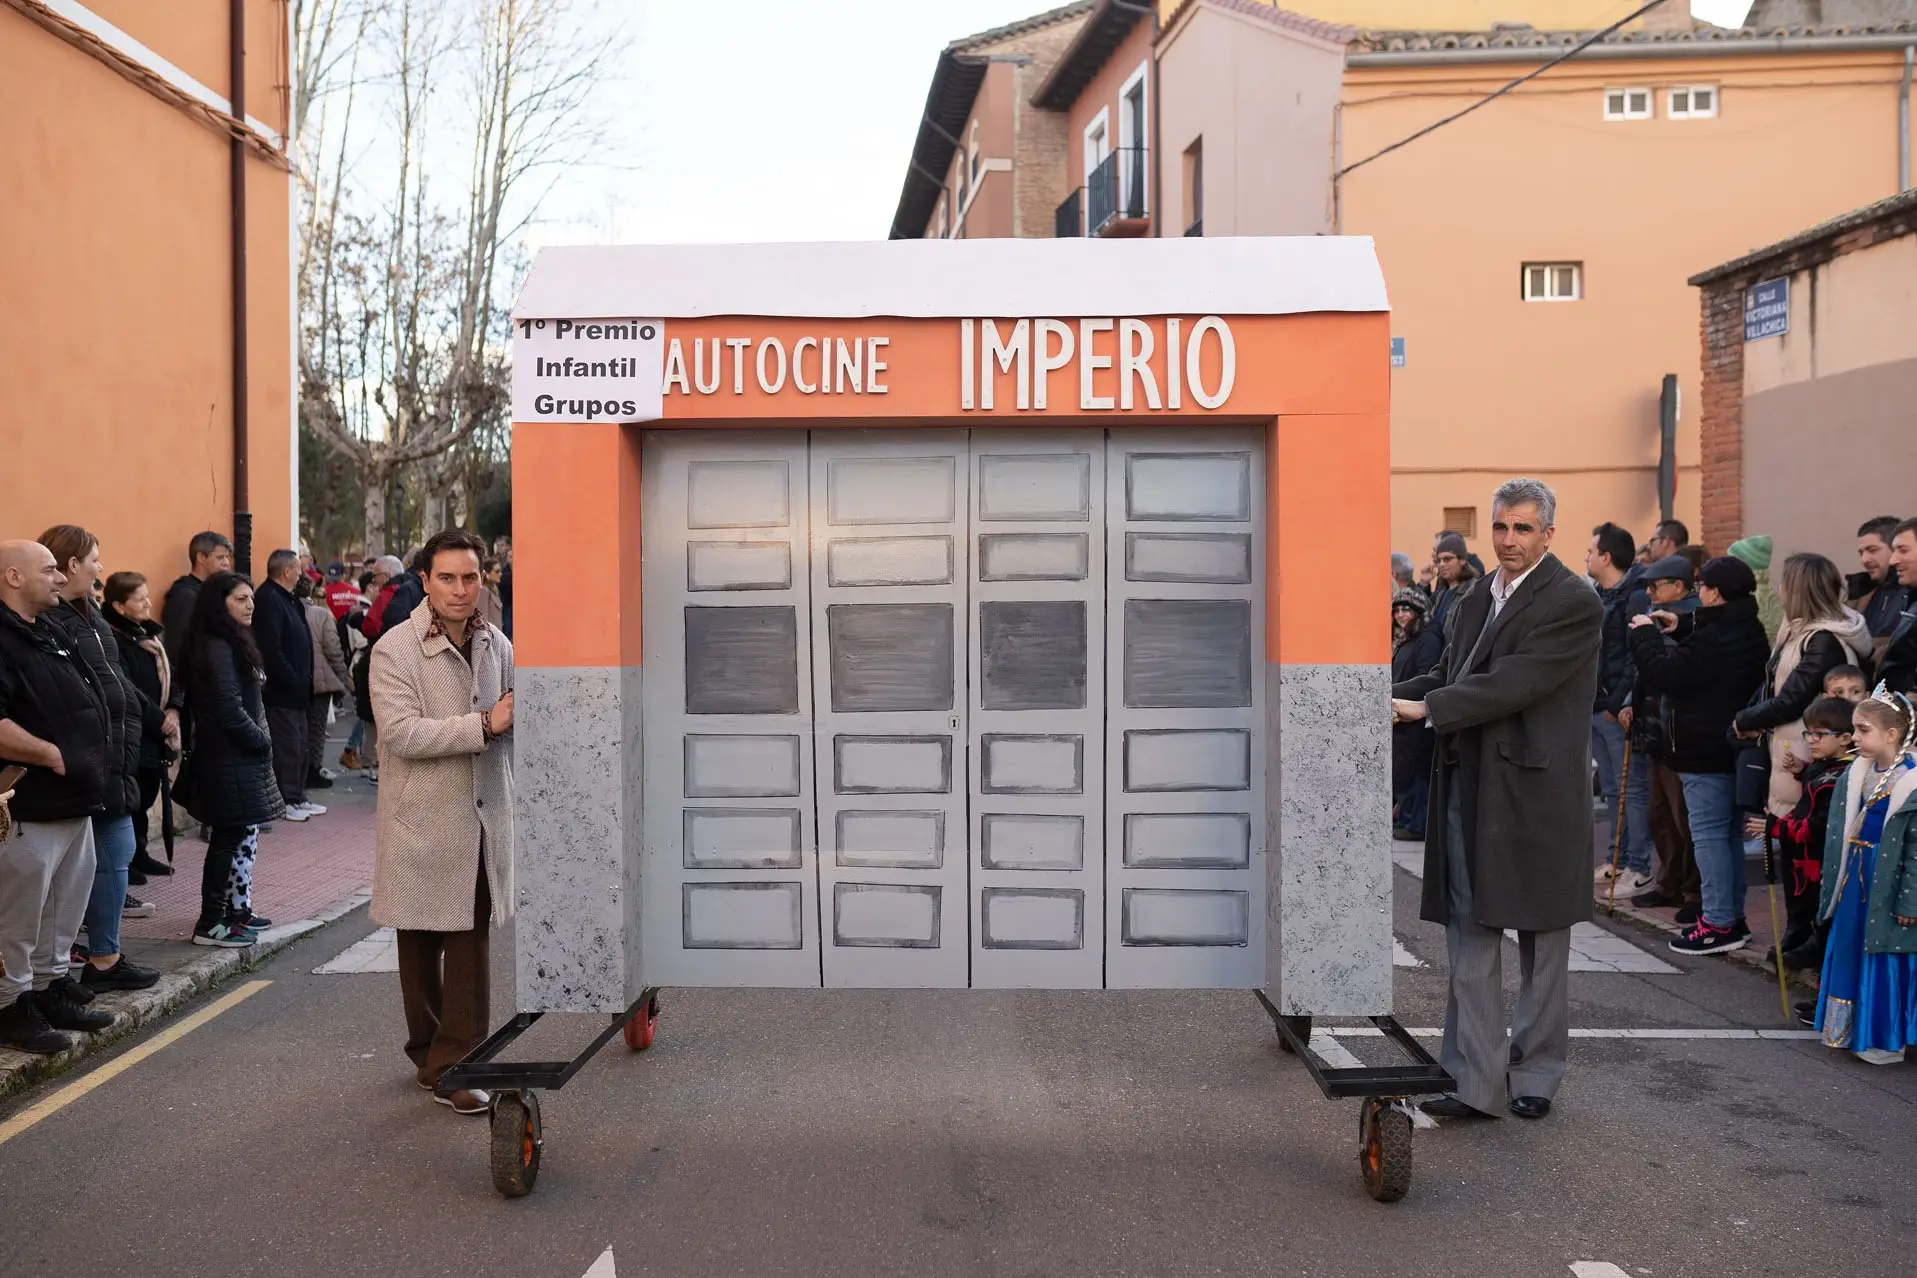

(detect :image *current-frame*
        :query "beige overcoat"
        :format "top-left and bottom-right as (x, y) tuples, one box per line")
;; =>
(370, 600), (514, 931)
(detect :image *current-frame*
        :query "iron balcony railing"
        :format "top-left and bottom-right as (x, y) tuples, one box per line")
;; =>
(1054, 188), (1082, 238)
(1086, 146), (1148, 235)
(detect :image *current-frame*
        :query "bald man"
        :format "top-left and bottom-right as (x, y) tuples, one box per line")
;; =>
(0, 540), (114, 1053)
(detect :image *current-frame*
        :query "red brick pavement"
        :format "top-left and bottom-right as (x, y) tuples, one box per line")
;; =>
(121, 796), (375, 942)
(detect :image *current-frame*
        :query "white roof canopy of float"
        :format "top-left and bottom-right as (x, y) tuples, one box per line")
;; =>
(512, 237), (1389, 320)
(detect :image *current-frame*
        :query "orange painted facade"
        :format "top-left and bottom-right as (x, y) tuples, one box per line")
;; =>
(511, 310), (1390, 672)
(0, 0), (294, 589)
(1341, 48), (1917, 559)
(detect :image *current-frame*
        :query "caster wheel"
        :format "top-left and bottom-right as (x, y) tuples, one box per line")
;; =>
(1277, 1015), (1312, 1055)
(1358, 1098), (1413, 1203)
(623, 992), (660, 1051)
(490, 1090), (542, 1198)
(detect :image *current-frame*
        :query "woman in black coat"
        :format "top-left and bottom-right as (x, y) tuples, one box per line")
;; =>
(1390, 587), (1443, 840)
(102, 572), (177, 882)
(181, 573), (285, 946)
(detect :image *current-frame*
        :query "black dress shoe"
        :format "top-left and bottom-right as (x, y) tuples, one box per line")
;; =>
(1421, 1095), (1492, 1119)
(1509, 1095), (1552, 1120)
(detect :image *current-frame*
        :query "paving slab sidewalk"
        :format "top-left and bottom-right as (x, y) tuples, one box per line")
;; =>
(0, 764), (378, 1103)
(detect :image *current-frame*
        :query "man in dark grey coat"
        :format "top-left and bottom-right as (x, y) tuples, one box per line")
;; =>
(1392, 478), (1603, 1122)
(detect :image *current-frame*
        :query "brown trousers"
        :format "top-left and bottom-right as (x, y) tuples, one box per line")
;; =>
(397, 858), (491, 1086)
(1649, 759), (1701, 901)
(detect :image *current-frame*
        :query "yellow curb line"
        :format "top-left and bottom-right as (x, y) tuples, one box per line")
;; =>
(0, 979), (271, 1147)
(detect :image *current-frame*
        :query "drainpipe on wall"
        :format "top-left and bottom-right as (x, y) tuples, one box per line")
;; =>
(229, 0), (252, 577)
(1901, 45), (1913, 192)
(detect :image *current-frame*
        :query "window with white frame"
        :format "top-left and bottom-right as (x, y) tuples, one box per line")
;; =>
(968, 120), (982, 184)
(1668, 85), (1718, 118)
(1603, 87), (1652, 120)
(1522, 262), (1582, 302)
(934, 195), (948, 240)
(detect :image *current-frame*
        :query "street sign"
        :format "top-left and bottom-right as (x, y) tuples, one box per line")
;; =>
(512, 317), (665, 423)
(1390, 337), (1405, 368)
(1743, 278), (1789, 342)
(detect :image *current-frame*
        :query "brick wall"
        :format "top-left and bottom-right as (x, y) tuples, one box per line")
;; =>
(974, 13), (1085, 239)
(1697, 282), (1746, 554)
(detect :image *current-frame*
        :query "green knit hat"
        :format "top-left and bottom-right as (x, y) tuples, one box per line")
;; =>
(1728, 534), (1772, 573)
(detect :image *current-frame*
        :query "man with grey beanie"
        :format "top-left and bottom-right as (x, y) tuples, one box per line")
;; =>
(1430, 531), (1480, 640)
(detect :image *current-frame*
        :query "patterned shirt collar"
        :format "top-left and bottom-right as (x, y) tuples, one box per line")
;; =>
(424, 606), (489, 646)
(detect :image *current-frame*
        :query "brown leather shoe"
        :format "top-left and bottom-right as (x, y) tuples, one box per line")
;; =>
(435, 1088), (491, 1115)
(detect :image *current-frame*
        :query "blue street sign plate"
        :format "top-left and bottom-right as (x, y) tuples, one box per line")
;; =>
(1390, 337), (1405, 368)
(1743, 278), (1789, 342)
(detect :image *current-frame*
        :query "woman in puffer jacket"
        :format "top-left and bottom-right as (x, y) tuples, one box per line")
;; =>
(181, 573), (285, 947)
(1734, 553), (1873, 827)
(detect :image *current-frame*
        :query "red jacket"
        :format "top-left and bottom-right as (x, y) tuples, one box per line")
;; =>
(361, 582), (399, 638)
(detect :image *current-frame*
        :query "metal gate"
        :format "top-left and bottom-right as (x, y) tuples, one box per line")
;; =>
(640, 428), (1263, 989)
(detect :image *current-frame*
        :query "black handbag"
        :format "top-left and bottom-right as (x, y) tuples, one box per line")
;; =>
(1732, 740), (1770, 812)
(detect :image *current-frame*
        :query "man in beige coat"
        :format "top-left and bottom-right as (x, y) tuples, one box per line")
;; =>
(370, 529), (514, 1115)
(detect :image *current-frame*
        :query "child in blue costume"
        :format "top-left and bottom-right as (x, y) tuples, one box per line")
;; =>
(1815, 685), (1917, 1065)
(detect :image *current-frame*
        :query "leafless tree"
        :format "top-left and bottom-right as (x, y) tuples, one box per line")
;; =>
(297, 0), (622, 553)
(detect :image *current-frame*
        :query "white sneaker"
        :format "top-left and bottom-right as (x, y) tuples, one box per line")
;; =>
(1613, 870), (1656, 897)
(1593, 863), (1625, 883)
(318, 766), (338, 782)
(300, 801), (328, 816)
(1856, 1047), (1906, 1066)
(282, 805), (311, 822)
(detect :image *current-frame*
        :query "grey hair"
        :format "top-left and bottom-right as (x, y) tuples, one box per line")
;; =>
(1491, 477), (1557, 527)
(265, 548), (300, 577)
(1390, 552), (1415, 584)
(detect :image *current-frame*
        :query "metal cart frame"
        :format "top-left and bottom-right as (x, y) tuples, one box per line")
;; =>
(441, 986), (1450, 1202)
(1252, 990), (1455, 1202)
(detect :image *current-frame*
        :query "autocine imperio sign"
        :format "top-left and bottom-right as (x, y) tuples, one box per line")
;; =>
(510, 316), (1239, 423)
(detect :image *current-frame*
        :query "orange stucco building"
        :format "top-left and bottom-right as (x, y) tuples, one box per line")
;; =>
(1, 1), (295, 588)
(894, 0), (1917, 562)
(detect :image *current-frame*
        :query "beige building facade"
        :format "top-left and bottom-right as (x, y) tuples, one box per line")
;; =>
(894, 0), (1917, 565)
(1691, 189), (1917, 566)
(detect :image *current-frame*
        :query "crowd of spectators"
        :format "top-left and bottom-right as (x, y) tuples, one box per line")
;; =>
(0, 525), (511, 1054)
(1391, 513), (1917, 1054)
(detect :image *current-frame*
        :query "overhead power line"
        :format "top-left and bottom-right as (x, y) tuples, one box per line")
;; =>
(1336, 0), (1669, 179)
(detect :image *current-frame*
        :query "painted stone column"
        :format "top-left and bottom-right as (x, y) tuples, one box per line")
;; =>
(512, 420), (648, 1013)
(1264, 413), (1394, 1016)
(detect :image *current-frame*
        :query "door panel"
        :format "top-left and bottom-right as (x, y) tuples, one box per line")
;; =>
(641, 426), (1265, 990)
(1104, 430), (1265, 988)
(968, 432), (1105, 988)
(641, 432), (821, 985)
(810, 431), (971, 987)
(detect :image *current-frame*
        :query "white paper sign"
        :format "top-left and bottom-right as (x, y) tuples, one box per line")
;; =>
(512, 317), (665, 423)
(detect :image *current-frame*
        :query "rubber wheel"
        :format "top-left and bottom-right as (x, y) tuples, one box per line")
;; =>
(1277, 1014), (1312, 1055)
(1358, 1098), (1413, 1203)
(489, 1090), (542, 1198)
(623, 993), (660, 1051)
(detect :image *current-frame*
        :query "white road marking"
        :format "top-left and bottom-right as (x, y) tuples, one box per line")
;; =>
(314, 927), (399, 974)
(1321, 1027), (1819, 1041)
(1307, 1031), (1366, 1069)
(1393, 938), (1426, 968)
(583, 1247), (616, 1278)
(1393, 842), (1676, 972)
(1569, 1264), (1632, 1277)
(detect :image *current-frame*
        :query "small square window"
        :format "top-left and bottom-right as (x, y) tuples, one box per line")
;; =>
(1522, 261), (1582, 302)
(1442, 507), (1477, 540)
(1670, 85), (1718, 118)
(1604, 87), (1652, 120)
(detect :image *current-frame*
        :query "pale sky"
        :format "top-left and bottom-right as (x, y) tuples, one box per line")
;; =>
(528, 0), (1068, 250)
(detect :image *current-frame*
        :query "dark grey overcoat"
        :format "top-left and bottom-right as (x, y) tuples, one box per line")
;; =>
(1392, 553), (1603, 932)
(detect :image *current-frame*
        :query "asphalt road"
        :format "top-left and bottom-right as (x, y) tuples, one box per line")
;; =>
(2, 864), (1914, 1278)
